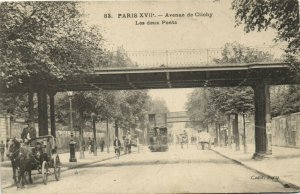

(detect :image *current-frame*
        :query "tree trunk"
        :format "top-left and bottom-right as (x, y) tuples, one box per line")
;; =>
(93, 117), (97, 156)
(79, 111), (85, 159)
(215, 122), (219, 146)
(232, 113), (240, 151)
(115, 121), (119, 138)
(243, 113), (248, 153)
(227, 114), (231, 148)
(106, 119), (110, 153)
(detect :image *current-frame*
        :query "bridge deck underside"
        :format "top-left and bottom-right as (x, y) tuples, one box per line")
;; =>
(1, 63), (297, 92)
(55, 63), (295, 91)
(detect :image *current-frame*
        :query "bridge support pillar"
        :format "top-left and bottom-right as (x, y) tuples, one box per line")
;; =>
(38, 90), (48, 136)
(252, 81), (272, 159)
(49, 92), (56, 138)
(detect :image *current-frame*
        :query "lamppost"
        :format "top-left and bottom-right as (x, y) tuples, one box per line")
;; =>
(67, 91), (77, 162)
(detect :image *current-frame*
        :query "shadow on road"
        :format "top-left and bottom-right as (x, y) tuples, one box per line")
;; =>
(83, 158), (235, 169)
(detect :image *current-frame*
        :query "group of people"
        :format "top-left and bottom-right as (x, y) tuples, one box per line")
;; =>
(113, 130), (133, 158)
(175, 130), (212, 150)
(87, 137), (105, 153)
(4, 118), (134, 162)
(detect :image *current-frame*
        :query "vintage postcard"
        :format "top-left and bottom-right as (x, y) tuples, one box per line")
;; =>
(0, 0), (299, 193)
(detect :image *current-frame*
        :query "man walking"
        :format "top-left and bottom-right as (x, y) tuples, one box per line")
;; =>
(100, 138), (105, 152)
(113, 137), (121, 158)
(0, 140), (5, 162)
(90, 139), (94, 153)
(87, 137), (92, 153)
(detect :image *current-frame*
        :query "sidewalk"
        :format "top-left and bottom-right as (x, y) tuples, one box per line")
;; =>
(1, 146), (122, 189)
(211, 144), (300, 190)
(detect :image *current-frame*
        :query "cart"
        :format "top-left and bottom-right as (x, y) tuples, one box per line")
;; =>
(28, 135), (61, 185)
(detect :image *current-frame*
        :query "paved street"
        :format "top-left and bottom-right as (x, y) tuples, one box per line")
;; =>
(2, 145), (296, 194)
(212, 144), (300, 189)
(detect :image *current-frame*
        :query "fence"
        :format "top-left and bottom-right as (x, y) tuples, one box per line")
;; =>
(227, 113), (300, 148)
(2, 118), (120, 152)
(272, 112), (300, 148)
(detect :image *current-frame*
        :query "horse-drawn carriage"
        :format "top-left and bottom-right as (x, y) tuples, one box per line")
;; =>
(8, 135), (61, 187)
(197, 131), (211, 150)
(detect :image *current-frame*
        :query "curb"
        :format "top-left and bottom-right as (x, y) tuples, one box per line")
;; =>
(211, 148), (300, 190)
(2, 153), (125, 190)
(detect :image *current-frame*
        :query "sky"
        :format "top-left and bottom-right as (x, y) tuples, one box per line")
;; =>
(80, 0), (279, 51)
(80, 0), (279, 112)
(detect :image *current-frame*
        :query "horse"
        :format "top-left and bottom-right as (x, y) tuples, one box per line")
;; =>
(7, 138), (33, 188)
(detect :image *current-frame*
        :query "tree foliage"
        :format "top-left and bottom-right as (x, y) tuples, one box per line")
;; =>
(232, 0), (299, 55)
(186, 42), (273, 128)
(148, 98), (169, 114)
(232, 1), (300, 116)
(100, 47), (137, 68)
(271, 85), (300, 116)
(0, 93), (29, 117)
(0, 2), (143, 127)
(186, 89), (217, 129)
(0, 2), (104, 88)
(215, 42), (273, 63)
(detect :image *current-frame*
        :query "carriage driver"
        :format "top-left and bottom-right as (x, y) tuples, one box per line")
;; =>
(21, 119), (37, 147)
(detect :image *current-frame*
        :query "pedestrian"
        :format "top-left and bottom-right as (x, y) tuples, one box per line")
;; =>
(0, 140), (5, 162)
(21, 119), (37, 147)
(90, 139), (94, 153)
(113, 137), (121, 156)
(100, 138), (105, 152)
(82, 139), (86, 152)
(126, 133), (132, 154)
(87, 137), (92, 154)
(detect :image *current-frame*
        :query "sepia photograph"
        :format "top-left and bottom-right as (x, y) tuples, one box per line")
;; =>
(0, 0), (299, 193)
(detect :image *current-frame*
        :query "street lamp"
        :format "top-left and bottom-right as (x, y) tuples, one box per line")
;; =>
(67, 91), (77, 162)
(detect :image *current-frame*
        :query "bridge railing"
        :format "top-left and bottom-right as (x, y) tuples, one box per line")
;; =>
(102, 46), (286, 69)
(126, 49), (223, 67)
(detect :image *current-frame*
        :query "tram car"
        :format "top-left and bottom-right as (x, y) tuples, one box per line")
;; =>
(148, 113), (168, 152)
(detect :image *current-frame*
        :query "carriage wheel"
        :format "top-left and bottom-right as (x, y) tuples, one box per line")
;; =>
(42, 161), (49, 185)
(54, 155), (61, 181)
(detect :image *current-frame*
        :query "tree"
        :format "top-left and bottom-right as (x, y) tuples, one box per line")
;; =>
(210, 42), (274, 115)
(271, 85), (300, 116)
(215, 42), (273, 63)
(186, 42), (273, 130)
(186, 89), (208, 129)
(232, 0), (299, 55)
(187, 42), (272, 149)
(148, 98), (169, 114)
(232, 1), (300, 116)
(0, 2), (104, 89)
(0, 93), (29, 117)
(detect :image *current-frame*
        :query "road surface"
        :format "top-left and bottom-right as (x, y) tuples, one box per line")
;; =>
(2, 145), (296, 193)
